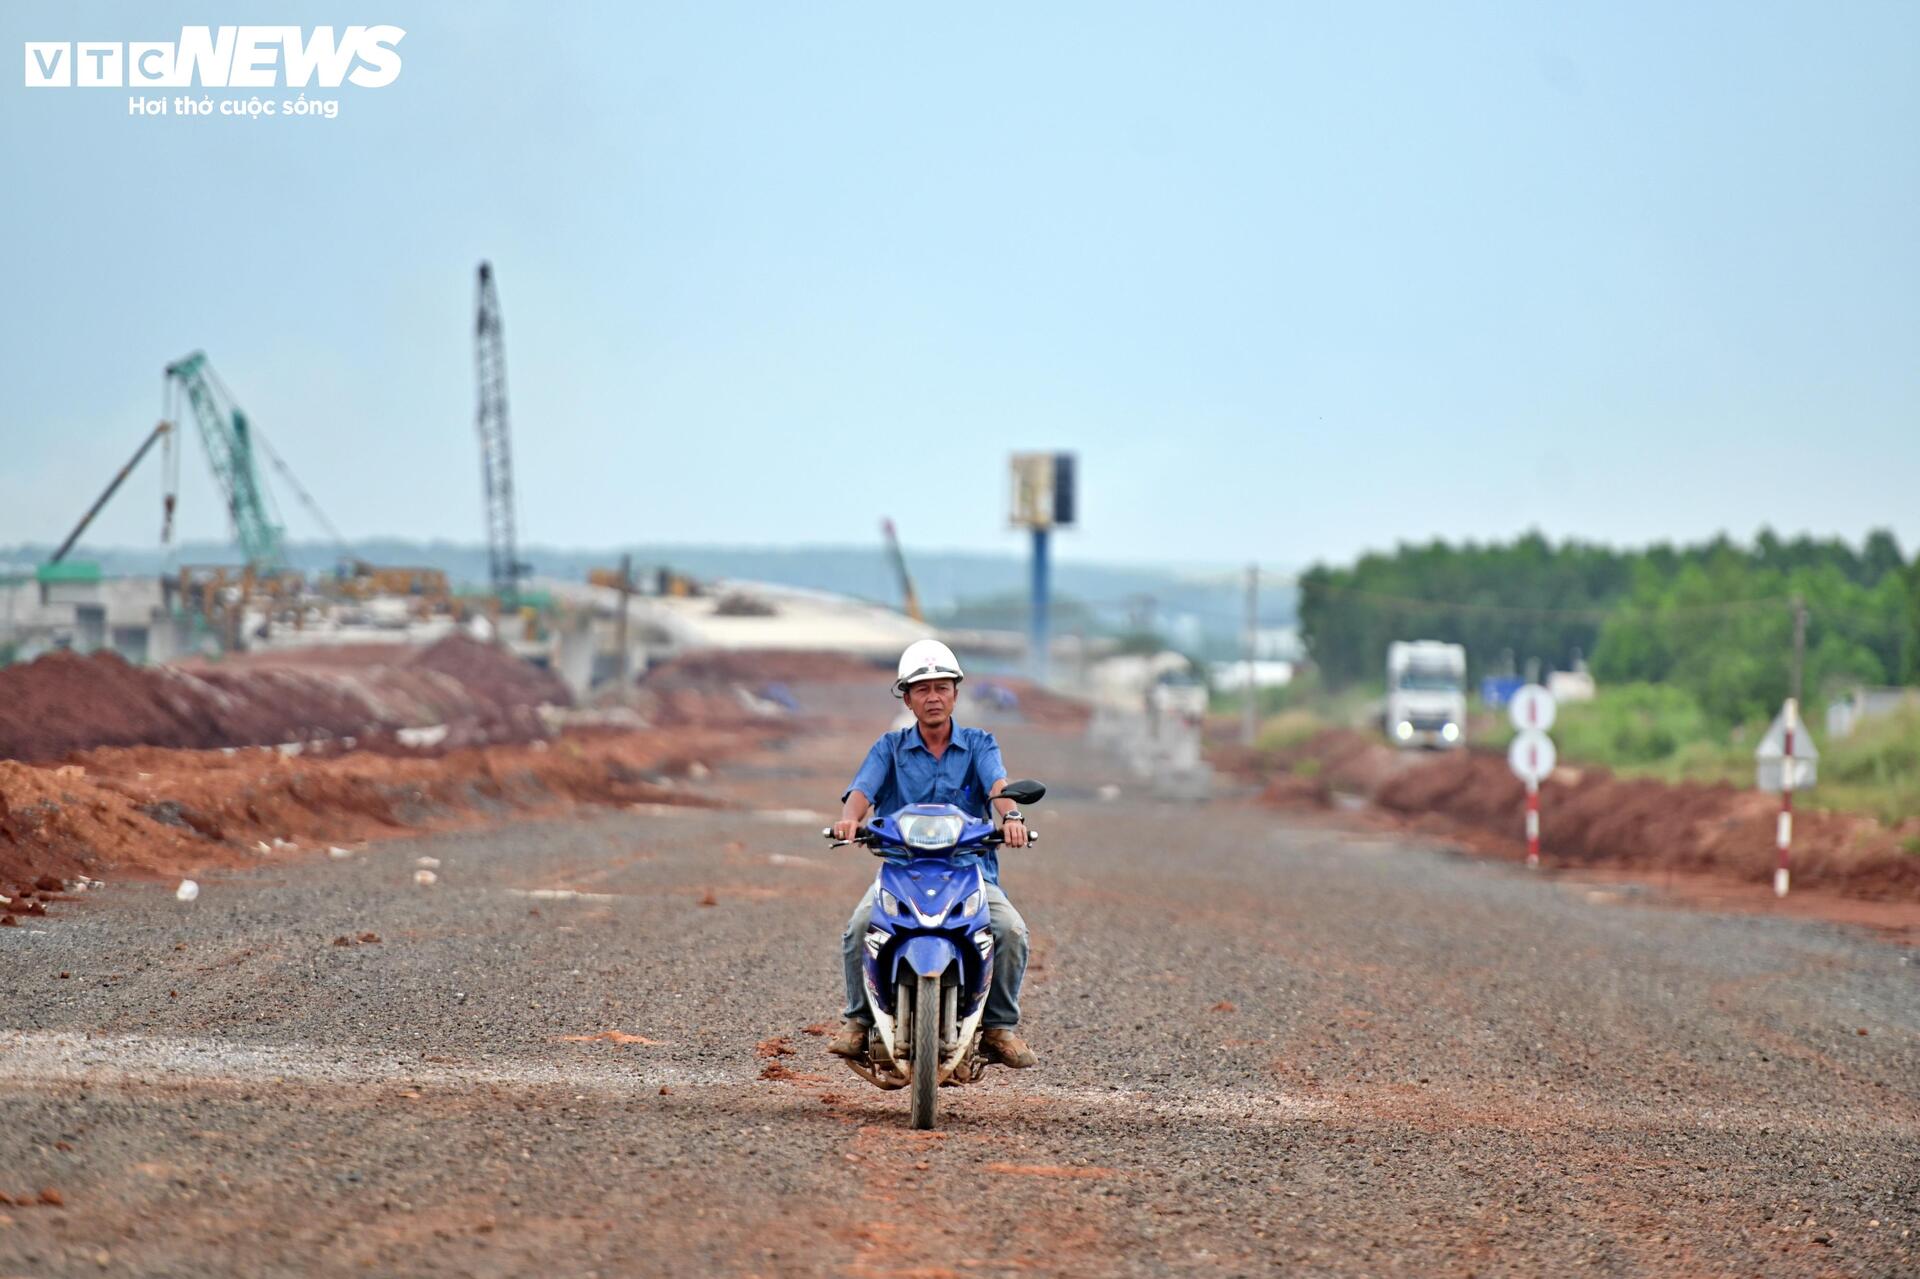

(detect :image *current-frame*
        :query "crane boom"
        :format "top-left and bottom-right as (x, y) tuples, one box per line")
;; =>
(51, 421), (173, 563)
(881, 518), (925, 623)
(164, 351), (286, 572)
(474, 261), (523, 607)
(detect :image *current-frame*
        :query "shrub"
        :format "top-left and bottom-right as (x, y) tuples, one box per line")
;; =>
(1256, 709), (1326, 754)
(1553, 683), (1712, 767)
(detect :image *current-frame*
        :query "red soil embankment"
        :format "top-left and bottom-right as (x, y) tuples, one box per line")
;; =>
(1244, 729), (1920, 904)
(0, 638), (779, 918)
(982, 677), (1093, 731)
(626, 649), (884, 726)
(0, 726), (764, 915)
(0, 637), (570, 763)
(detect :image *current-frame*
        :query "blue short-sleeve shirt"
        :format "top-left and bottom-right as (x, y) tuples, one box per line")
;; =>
(844, 723), (1010, 883)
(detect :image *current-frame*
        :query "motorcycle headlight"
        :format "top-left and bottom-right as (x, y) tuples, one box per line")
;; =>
(896, 814), (965, 850)
(961, 889), (984, 917)
(879, 889), (904, 917)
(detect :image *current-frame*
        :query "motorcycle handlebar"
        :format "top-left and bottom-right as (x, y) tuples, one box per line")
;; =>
(819, 826), (1038, 851)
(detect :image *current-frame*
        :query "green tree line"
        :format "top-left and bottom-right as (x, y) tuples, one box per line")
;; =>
(1298, 530), (1920, 725)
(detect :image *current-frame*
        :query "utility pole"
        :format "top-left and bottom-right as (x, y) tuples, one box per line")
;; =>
(1790, 594), (1807, 708)
(614, 552), (634, 690)
(1242, 563), (1259, 746)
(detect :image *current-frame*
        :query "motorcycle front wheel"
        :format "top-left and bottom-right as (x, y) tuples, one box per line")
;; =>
(909, 973), (940, 1129)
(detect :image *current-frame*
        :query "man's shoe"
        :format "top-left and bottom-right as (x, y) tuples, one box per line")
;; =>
(826, 1019), (869, 1059)
(979, 1028), (1037, 1069)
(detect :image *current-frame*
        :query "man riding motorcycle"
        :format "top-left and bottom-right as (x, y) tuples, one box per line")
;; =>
(827, 639), (1038, 1069)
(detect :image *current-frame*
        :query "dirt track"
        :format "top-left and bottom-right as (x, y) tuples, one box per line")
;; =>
(1, 720), (1915, 1276)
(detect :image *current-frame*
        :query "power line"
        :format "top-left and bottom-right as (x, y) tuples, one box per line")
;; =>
(251, 427), (348, 556)
(1297, 584), (1797, 622)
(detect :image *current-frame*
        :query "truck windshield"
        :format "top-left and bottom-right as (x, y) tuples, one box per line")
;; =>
(1398, 668), (1460, 691)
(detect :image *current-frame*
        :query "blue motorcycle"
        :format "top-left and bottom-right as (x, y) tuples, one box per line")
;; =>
(824, 779), (1044, 1129)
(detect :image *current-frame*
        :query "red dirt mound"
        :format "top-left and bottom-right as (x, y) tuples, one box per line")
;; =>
(0, 726), (760, 894)
(1257, 729), (1920, 903)
(406, 636), (572, 713)
(0, 638), (570, 764)
(981, 677), (1092, 731)
(647, 650), (885, 685)
(629, 649), (884, 728)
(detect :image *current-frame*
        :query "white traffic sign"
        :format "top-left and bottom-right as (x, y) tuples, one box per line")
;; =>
(1508, 683), (1557, 733)
(1508, 729), (1557, 785)
(1754, 701), (1818, 793)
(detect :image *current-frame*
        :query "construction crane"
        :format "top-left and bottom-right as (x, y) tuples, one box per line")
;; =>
(51, 355), (338, 576)
(474, 261), (524, 609)
(881, 517), (926, 623)
(164, 351), (287, 573)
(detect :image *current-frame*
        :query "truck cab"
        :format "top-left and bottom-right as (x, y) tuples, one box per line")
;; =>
(1386, 640), (1467, 750)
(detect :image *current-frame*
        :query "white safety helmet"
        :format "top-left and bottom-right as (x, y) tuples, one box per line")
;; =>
(893, 639), (965, 698)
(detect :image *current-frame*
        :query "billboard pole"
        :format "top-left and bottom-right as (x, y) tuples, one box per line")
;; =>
(1010, 452), (1074, 688)
(1030, 525), (1050, 685)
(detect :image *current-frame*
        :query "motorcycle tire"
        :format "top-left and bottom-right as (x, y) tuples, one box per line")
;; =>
(909, 974), (940, 1129)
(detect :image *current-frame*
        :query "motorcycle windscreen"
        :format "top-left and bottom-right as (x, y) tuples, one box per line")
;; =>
(879, 860), (979, 926)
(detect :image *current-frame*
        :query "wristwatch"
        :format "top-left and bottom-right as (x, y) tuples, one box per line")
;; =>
(1000, 809), (1024, 824)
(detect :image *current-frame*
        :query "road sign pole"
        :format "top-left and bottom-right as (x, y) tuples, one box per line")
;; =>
(1526, 779), (1540, 868)
(1776, 697), (1796, 897)
(1508, 685), (1556, 870)
(1775, 599), (1806, 899)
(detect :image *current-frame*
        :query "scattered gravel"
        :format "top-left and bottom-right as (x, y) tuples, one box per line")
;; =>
(0, 724), (1913, 1276)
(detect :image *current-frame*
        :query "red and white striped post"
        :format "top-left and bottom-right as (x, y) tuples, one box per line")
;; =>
(1525, 699), (1542, 869)
(1525, 779), (1540, 868)
(1507, 685), (1556, 871)
(1774, 598), (1808, 898)
(1775, 697), (1796, 897)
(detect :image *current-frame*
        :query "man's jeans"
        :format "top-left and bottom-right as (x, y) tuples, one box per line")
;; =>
(841, 881), (1028, 1029)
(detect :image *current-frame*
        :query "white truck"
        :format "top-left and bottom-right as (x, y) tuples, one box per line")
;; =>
(1386, 640), (1467, 749)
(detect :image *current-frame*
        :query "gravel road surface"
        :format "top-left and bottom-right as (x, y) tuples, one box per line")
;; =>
(1, 723), (1914, 1277)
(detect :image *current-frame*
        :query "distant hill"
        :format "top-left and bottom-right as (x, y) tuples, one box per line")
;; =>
(0, 539), (1296, 653)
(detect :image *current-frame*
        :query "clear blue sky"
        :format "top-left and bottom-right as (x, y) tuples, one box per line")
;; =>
(3, 2), (1915, 570)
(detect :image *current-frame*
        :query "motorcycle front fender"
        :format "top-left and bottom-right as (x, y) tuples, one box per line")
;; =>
(892, 935), (961, 983)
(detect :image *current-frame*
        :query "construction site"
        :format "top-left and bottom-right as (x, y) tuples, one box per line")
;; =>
(2, 347), (1915, 1276)
(5, 6), (1918, 1277)
(0, 254), (1915, 1274)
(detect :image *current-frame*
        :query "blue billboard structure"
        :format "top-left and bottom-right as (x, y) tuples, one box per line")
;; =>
(1009, 453), (1077, 684)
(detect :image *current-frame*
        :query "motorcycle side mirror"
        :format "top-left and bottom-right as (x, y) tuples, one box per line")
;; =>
(1000, 779), (1046, 806)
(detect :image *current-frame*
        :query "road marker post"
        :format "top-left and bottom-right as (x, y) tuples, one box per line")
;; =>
(1525, 780), (1541, 867)
(1755, 688), (1816, 899)
(1507, 684), (1557, 870)
(1776, 697), (1796, 897)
